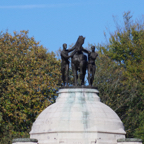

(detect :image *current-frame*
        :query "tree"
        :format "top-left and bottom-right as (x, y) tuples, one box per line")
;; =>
(96, 12), (144, 138)
(134, 111), (144, 142)
(0, 31), (61, 143)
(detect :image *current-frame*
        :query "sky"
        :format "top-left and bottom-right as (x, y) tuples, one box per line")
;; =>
(1, 0), (144, 53)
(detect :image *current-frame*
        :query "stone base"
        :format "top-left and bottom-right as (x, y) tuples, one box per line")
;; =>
(117, 142), (142, 144)
(12, 142), (38, 144)
(12, 138), (38, 144)
(30, 88), (126, 144)
(31, 132), (125, 144)
(117, 138), (143, 144)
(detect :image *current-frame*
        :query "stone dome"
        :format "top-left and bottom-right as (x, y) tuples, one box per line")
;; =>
(30, 88), (125, 144)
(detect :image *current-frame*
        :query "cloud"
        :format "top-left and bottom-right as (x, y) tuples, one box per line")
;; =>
(0, 3), (81, 9)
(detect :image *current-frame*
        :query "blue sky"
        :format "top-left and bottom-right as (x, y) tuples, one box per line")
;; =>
(1, 0), (144, 53)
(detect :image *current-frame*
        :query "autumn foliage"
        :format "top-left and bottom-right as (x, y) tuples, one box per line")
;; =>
(0, 31), (61, 143)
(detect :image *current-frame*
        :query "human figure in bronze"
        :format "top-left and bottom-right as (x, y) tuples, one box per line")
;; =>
(61, 43), (76, 86)
(71, 36), (88, 86)
(87, 46), (98, 86)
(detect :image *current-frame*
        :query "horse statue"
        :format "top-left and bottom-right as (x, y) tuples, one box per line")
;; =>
(71, 36), (87, 86)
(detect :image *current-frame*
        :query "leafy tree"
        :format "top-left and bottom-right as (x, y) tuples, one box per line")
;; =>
(96, 12), (144, 138)
(0, 31), (61, 143)
(106, 12), (144, 83)
(134, 111), (144, 142)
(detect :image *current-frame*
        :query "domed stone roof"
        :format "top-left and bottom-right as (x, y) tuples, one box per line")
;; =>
(30, 88), (125, 134)
(30, 88), (125, 144)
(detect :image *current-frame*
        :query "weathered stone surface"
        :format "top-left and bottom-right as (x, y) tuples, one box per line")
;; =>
(12, 138), (38, 144)
(117, 138), (143, 144)
(118, 138), (142, 142)
(30, 88), (126, 144)
(12, 142), (38, 144)
(59, 86), (98, 89)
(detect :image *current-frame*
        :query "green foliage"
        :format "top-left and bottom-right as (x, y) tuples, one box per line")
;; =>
(104, 11), (144, 82)
(93, 52), (140, 137)
(0, 31), (61, 143)
(134, 111), (144, 142)
(96, 12), (144, 138)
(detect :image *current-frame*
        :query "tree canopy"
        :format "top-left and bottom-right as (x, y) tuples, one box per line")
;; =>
(95, 12), (144, 140)
(0, 31), (61, 143)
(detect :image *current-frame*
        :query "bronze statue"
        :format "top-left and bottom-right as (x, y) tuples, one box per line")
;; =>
(60, 37), (98, 87)
(87, 46), (98, 86)
(71, 36), (88, 86)
(60, 43), (76, 86)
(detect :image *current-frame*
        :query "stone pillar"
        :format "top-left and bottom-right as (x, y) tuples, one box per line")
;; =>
(117, 138), (142, 144)
(12, 138), (38, 144)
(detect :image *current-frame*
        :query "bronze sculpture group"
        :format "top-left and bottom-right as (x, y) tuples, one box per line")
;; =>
(61, 36), (98, 87)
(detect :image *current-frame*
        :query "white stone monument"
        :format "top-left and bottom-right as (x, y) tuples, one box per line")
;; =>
(30, 88), (126, 144)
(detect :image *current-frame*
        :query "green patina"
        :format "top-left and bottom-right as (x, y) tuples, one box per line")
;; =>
(78, 92), (85, 103)
(87, 92), (94, 101)
(58, 89), (97, 144)
(61, 91), (75, 122)
(81, 90), (90, 144)
(81, 90), (89, 130)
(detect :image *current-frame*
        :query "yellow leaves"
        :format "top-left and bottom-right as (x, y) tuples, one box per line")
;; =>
(7, 69), (11, 73)
(37, 91), (41, 94)
(117, 94), (120, 97)
(0, 30), (61, 138)
(8, 113), (13, 117)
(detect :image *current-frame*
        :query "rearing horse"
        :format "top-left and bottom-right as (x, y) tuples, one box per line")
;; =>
(71, 36), (87, 86)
